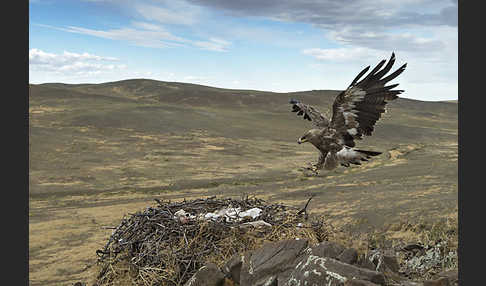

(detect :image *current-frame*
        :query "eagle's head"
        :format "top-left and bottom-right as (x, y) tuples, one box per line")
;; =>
(298, 129), (321, 146)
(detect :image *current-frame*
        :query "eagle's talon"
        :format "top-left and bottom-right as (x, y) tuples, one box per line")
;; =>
(309, 170), (320, 176)
(303, 163), (319, 172)
(300, 163), (319, 176)
(309, 165), (320, 174)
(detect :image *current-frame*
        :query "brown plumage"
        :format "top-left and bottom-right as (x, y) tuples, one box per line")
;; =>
(290, 53), (406, 172)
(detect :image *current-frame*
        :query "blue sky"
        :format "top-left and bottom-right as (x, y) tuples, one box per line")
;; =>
(29, 0), (458, 101)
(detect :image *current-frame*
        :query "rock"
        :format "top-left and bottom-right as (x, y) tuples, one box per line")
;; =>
(337, 248), (359, 265)
(365, 249), (409, 286)
(381, 254), (399, 273)
(284, 255), (386, 286)
(368, 249), (399, 273)
(221, 240), (453, 286)
(402, 243), (425, 252)
(357, 254), (378, 271)
(239, 239), (309, 286)
(344, 279), (380, 286)
(398, 281), (424, 286)
(309, 241), (346, 259)
(433, 270), (458, 285)
(222, 254), (243, 284)
(184, 263), (225, 286)
(423, 277), (450, 286)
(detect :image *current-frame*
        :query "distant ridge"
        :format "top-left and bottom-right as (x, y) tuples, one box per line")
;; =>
(30, 78), (456, 104)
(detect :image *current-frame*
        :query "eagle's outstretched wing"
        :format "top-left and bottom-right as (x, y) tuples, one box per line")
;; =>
(289, 98), (330, 128)
(330, 52), (406, 147)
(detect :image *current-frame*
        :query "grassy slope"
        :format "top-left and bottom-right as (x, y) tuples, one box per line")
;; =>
(28, 79), (457, 285)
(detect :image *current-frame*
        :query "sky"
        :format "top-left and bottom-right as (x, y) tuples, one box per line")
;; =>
(29, 0), (458, 101)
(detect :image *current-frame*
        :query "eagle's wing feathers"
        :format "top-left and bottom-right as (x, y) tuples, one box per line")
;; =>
(289, 98), (330, 128)
(330, 52), (406, 147)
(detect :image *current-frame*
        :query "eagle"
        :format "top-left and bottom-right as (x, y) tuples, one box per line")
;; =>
(290, 52), (406, 172)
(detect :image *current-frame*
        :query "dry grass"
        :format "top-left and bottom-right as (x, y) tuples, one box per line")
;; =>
(323, 211), (458, 282)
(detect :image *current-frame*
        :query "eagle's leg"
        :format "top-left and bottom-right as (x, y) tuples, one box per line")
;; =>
(314, 152), (325, 171)
(305, 152), (325, 174)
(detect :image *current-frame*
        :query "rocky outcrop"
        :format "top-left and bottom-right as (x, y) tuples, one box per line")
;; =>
(239, 239), (309, 286)
(220, 239), (385, 286)
(183, 239), (458, 286)
(183, 263), (225, 286)
(433, 270), (458, 285)
(286, 255), (385, 286)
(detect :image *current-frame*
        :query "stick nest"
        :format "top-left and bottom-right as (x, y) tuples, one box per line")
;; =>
(93, 196), (331, 286)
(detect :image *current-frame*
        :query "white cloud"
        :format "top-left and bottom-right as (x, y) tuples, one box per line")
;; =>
(131, 21), (168, 31)
(326, 27), (446, 54)
(300, 47), (456, 100)
(29, 48), (193, 85)
(61, 24), (189, 49)
(194, 38), (231, 52)
(135, 2), (201, 26)
(187, 0), (456, 28)
(301, 24), (457, 101)
(29, 49), (119, 66)
(29, 49), (129, 82)
(182, 0), (457, 100)
(302, 47), (383, 62)
(42, 22), (231, 52)
(29, 48), (124, 74)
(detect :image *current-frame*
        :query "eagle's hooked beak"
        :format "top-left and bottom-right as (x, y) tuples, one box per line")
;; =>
(298, 137), (307, 144)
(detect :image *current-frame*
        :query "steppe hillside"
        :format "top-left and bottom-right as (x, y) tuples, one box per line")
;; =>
(28, 79), (457, 285)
